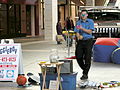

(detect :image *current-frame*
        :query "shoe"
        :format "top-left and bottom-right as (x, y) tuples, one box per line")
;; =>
(69, 44), (72, 47)
(67, 44), (72, 47)
(57, 42), (62, 44)
(80, 74), (88, 80)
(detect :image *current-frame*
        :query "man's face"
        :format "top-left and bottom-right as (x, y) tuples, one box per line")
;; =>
(80, 11), (88, 20)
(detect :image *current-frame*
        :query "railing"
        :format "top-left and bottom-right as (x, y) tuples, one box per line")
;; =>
(93, 26), (120, 39)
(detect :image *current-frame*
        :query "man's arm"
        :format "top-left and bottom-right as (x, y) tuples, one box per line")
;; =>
(78, 27), (92, 34)
(76, 20), (94, 34)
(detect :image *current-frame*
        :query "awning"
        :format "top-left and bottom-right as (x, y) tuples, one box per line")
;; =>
(71, 0), (107, 6)
(58, 0), (67, 5)
(0, 0), (37, 5)
(15, 0), (37, 5)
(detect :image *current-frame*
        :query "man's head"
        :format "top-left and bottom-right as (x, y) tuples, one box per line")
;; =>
(80, 10), (88, 20)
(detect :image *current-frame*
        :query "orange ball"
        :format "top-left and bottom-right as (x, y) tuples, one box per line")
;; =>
(16, 75), (27, 86)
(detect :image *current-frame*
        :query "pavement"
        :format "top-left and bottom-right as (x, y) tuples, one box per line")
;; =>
(0, 36), (120, 90)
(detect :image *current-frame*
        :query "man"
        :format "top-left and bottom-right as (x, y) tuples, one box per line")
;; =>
(74, 10), (94, 80)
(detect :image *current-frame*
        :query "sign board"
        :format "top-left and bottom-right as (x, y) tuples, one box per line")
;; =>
(0, 43), (22, 82)
(49, 80), (59, 90)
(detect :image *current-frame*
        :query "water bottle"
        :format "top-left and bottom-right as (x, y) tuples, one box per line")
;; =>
(49, 49), (59, 63)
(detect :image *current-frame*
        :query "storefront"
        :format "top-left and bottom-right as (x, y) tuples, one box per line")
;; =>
(0, 0), (83, 39)
(0, 0), (42, 39)
(58, 0), (78, 29)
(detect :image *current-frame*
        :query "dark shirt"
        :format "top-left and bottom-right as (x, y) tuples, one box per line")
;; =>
(66, 19), (71, 30)
(56, 22), (62, 35)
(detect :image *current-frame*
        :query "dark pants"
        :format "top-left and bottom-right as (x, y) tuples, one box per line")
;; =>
(75, 38), (93, 76)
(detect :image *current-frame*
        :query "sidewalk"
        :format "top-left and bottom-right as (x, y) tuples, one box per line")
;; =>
(1, 37), (120, 90)
(13, 36), (44, 43)
(20, 37), (120, 90)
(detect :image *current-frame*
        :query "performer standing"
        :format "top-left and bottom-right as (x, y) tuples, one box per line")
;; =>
(74, 10), (94, 80)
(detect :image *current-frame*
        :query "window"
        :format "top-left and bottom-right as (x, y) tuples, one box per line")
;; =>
(88, 11), (120, 22)
(0, 4), (7, 35)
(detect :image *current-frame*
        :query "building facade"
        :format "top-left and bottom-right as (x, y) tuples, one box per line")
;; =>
(0, 0), (110, 40)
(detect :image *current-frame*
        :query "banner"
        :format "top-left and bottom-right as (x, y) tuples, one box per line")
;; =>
(0, 44), (21, 82)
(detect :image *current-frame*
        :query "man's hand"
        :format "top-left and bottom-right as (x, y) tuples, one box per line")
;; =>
(76, 25), (92, 34)
(76, 33), (83, 40)
(76, 25), (82, 30)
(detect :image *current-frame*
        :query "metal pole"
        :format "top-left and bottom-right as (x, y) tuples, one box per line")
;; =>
(109, 28), (111, 38)
(65, 28), (70, 58)
(67, 30), (70, 57)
